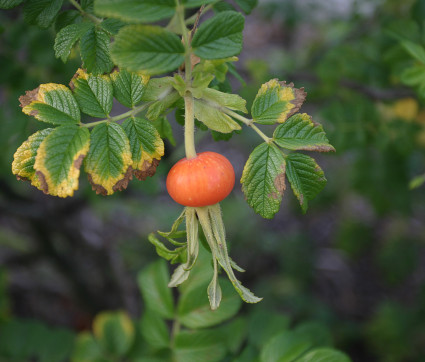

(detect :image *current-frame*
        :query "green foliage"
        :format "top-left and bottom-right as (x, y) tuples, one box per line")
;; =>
(111, 25), (185, 75)
(192, 11), (245, 59)
(285, 153), (327, 214)
(94, 0), (176, 23)
(23, 0), (64, 29)
(80, 27), (114, 75)
(54, 22), (94, 62)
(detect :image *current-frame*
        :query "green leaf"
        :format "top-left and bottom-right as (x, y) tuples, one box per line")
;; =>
(273, 113), (335, 152)
(147, 91), (181, 121)
(153, 117), (176, 146)
(285, 153), (326, 213)
(140, 311), (170, 349)
(400, 65), (425, 86)
(401, 40), (425, 64)
(100, 18), (126, 35)
(293, 322), (332, 348)
(12, 129), (54, 190)
(54, 9), (80, 32)
(192, 11), (245, 59)
(241, 143), (286, 219)
(178, 279), (242, 329)
(94, 0), (175, 23)
(93, 311), (135, 356)
(20, 84), (81, 125)
(71, 333), (103, 362)
(84, 123), (133, 195)
(183, 0), (216, 7)
(23, 0), (63, 29)
(0, 0), (23, 9)
(260, 331), (311, 362)
(110, 69), (150, 108)
(174, 329), (227, 362)
(138, 260), (174, 319)
(122, 117), (164, 180)
(194, 100), (241, 133)
(192, 87), (246, 133)
(33, 125), (90, 198)
(297, 348), (351, 362)
(80, 27), (114, 75)
(252, 79), (307, 125)
(248, 310), (290, 348)
(111, 25), (185, 75)
(235, 0), (258, 14)
(54, 22), (94, 63)
(148, 233), (186, 263)
(70, 69), (113, 118)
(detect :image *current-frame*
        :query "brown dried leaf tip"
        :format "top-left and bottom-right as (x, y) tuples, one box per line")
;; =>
(134, 159), (160, 181)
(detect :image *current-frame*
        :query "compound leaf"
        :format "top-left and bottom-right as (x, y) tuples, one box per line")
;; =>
(94, 0), (175, 23)
(80, 26), (114, 75)
(23, 0), (63, 29)
(70, 68), (113, 118)
(110, 69), (150, 108)
(241, 142), (286, 219)
(111, 25), (185, 75)
(12, 129), (54, 190)
(273, 113), (335, 152)
(19, 84), (80, 125)
(285, 153), (326, 213)
(54, 22), (94, 63)
(33, 125), (90, 197)
(84, 123), (133, 195)
(122, 117), (164, 180)
(192, 11), (245, 60)
(252, 79), (307, 125)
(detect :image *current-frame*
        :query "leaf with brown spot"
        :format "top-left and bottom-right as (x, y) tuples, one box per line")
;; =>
(252, 79), (307, 125)
(84, 123), (133, 196)
(241, 142), (286, 219)
(122, 117), (164, 181)
(33, 125), (90, 198)
(12, 129), (54, 191)
(19, 83), (80, 125)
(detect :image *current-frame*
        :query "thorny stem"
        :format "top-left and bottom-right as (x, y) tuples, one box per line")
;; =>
(177, 0), (197, 159)
(80, 102), (153, 128)
(222, 108), (273, 144)
(68, 0), (102, 24)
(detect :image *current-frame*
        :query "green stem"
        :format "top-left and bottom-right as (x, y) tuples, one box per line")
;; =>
(68, 0), (102, 24)
(176, 0), (197, 159)
(80, 102), (152, 128)
(222, 108), (273, 144)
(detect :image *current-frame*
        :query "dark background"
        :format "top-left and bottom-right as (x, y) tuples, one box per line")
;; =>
(1, 0), (425, 361)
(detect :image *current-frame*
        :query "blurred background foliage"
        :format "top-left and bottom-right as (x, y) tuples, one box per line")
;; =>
(1, 0), (425, 361)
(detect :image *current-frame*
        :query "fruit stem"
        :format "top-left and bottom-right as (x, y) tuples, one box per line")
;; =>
(177, 0), (197, 159)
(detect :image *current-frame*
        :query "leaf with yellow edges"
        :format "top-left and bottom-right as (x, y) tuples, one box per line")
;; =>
(70, 68), (113, 118)
(19, 83), (80, 125)
(33, 125), (90, 198)
(122, 117), (164, 181)
(84, 123), (133, 195)
(110, 68), (150, 108)
(12, 128), (54, 190)
(251, 79), (307, 125)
